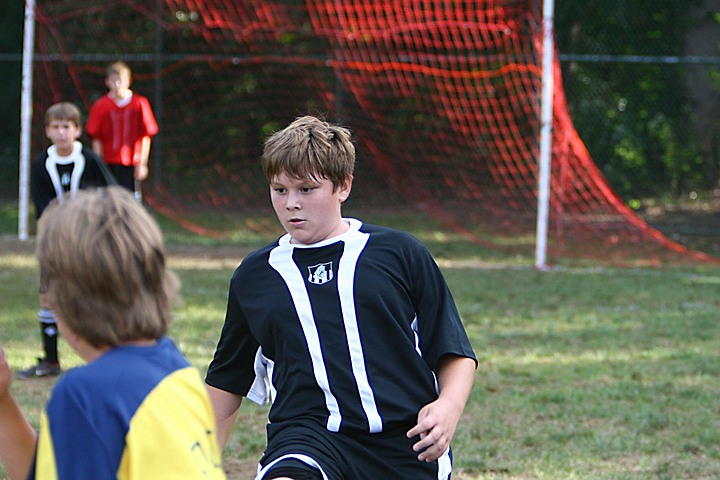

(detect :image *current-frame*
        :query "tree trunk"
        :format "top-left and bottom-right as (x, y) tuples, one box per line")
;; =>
(685, 0), (720, 190)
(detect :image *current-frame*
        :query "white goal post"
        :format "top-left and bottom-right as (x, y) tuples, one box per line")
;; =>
(18, 0), (35, 241)
(535, 0), (555, 269)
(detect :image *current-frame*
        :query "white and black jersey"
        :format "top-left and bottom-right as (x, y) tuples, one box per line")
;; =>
(31, 141), (116, 218)
(206, 219), (476, 434)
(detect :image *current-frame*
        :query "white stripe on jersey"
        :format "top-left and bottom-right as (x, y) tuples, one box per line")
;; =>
(412, 316), (440, 395)
(437, 447), (452, 479)
(247, 347), (275, 405)
(45, 141), (86, 202)
(339, 231), (383, 433)
(411, 316), (422, 355)
(269, 245), (343, 431)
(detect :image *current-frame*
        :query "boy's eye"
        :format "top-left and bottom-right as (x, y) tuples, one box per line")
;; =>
(300, 187), (314, 193)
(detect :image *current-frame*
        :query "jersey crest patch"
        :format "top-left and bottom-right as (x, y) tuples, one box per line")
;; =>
(307, 262), (334, 285)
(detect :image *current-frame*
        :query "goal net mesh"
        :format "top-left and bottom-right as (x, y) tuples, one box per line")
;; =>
(28, 0), (712, 265)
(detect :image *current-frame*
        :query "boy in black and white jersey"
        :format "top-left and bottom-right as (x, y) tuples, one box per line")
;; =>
(18, 102), (116, 379)
(206, 115), (477, 480)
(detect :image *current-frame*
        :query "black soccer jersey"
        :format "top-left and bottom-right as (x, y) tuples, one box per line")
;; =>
(206, 219), (476, 434)
(31, 141), (116, 218)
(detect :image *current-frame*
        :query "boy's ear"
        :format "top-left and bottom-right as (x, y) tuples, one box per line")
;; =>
(338, 176), (353, 202)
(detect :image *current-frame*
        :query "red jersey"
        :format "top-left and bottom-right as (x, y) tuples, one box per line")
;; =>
(86, 93), (158, 166)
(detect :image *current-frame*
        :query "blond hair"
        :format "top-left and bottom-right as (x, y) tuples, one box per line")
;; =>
(262, 115), (355, 190)
(44, 102), (82, 127)
(37, 186), (178, 348)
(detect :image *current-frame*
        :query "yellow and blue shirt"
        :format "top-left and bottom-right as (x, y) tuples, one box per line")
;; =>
(30, 337), (226, 479)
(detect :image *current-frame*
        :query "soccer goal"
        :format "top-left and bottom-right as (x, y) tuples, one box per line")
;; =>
(19, 0), (712, 266)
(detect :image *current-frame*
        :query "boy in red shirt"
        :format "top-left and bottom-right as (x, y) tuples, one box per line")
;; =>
(86, 61), (158, 195)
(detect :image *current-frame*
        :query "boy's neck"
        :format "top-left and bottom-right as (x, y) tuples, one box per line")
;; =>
(110, 89), (132, 101)
(54, 143), (75, 157)
(83, 339), (158, 363)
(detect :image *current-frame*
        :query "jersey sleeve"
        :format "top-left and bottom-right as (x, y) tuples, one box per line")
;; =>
(408, 239), (477, 370)
(84, 97), (105, 139)
(30, 154), (55, 218)
(82, 147), (118, 186)
(205, 266), (263, 396)
(137, 96), (158, 137)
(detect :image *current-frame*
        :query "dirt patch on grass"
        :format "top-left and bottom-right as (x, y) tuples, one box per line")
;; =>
(223, 458), (258, 479)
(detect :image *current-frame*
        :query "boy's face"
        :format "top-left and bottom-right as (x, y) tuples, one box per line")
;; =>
(106, 71), (131, 97)
(270, 172), (352, 245)
(45, 119), (81, 155)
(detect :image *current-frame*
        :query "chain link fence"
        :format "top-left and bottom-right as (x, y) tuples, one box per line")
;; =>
(1, 1), (719, 203)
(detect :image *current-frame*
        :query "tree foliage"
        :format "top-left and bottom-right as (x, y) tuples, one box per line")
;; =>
(556, 0), (714, 198)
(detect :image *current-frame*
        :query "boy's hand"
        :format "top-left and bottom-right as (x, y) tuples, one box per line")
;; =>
(406, 395), (463, 462)
(134, 163), (148, 181)
(0, 346), (12, 401)
(407, 355), (476, 463)
(0, 344), (39, 480)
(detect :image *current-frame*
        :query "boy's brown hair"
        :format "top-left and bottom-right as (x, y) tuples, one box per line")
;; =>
(44, 102), (82, 127)
(107, 61), (132, 80)
(262, 115), (355, 190)
(37, 186), (178, 348)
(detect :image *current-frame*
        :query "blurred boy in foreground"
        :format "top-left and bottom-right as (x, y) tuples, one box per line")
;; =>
(0, 187), (225, 480)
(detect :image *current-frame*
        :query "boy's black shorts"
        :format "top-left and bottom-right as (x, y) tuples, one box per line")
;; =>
(256, 421), (452, 480)
(107, 164), (135, 192)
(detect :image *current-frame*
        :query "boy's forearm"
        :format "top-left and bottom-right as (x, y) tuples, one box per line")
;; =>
(215, 413), (237, 451)
(91, 138), (103, 158)
(436, 355), (476, 408)
(0, 396), (37, 480)
(137, 136), (152, 165)
(206, 385), (242, 451)
(90, 138), (102, 158)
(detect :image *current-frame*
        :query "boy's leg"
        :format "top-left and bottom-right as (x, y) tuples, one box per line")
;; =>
(261, 458), (324, 480)
(39, 308), (60, 365)
(109, 164), (135, 192)
(343, 425), (451, 480)
(256, 423), (342, 480)
(258, 422), (449, 480)
(16, 308), (61, 380)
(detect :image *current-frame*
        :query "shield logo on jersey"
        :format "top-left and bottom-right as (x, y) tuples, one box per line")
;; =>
(308, 262), (334, 285)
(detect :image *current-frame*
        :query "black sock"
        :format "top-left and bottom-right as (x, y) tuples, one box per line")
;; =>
(39, 308), (59, 364)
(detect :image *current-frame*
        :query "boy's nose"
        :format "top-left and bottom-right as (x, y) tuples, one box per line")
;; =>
(286, 193), (301, 210)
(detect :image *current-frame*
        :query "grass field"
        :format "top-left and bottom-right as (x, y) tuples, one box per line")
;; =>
(1, 201), (720, 479)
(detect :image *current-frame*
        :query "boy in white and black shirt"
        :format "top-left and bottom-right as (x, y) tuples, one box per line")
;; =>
(19, 102), (115, 380)
(206, 115), (477, 480)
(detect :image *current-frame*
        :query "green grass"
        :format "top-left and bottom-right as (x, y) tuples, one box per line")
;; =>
(1, 202), (720, 479)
